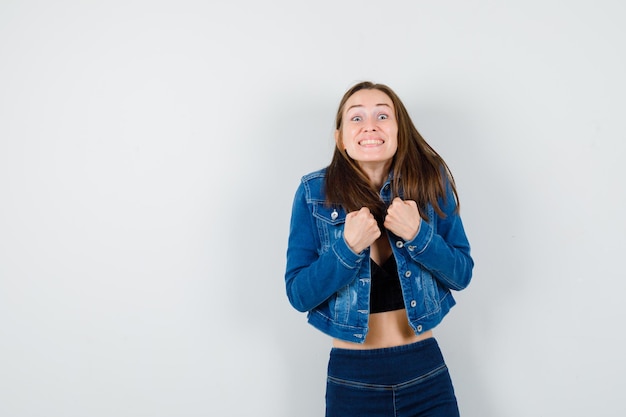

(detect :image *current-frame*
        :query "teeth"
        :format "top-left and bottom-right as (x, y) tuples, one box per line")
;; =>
(359, 139), (383, 145)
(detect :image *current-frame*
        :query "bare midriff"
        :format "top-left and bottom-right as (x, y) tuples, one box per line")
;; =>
(333, 309), (432, 349)
(333, 234), (433, 350)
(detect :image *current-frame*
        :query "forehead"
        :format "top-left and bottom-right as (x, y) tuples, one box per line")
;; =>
(344, 89), (394, 112)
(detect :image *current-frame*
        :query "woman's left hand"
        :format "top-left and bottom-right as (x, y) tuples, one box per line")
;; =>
(383, 197), (421, 241)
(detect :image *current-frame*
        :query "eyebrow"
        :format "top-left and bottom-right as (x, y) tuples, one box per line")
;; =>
(346, 103), (392, 112)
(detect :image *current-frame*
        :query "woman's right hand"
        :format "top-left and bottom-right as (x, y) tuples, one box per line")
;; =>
(343, 207), (381, 254)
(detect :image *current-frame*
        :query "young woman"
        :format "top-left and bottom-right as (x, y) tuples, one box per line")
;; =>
(285, 81), (473, 417)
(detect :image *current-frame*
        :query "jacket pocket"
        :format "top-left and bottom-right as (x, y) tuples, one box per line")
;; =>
(312, 203), (346, 254)
(418, 270), (440, 313)
(331, 284), (355, 323)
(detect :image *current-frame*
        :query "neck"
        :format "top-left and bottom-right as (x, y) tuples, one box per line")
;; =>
(360, 161), (392, 189)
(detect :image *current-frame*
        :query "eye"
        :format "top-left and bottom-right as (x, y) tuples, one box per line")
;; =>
(351, 116), (362, 122)
(378, 114), (389, 120)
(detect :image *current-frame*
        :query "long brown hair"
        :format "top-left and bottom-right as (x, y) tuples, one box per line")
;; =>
(325, 81), (459, 223)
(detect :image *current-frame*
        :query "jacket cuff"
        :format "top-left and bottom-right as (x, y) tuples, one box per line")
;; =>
(332, 235), (366, 269)
(404, 219), (434, 256)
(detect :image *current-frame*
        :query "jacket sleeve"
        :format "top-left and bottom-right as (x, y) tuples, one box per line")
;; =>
(401, 181), (473, 291)
(284, 182), (366, 312)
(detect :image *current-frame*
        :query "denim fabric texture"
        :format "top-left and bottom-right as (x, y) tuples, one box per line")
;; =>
(285, 168), (473, 343)
(325, 338), (459, 417)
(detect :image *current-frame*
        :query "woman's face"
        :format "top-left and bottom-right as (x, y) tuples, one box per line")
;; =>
(336, 88), (398, 170)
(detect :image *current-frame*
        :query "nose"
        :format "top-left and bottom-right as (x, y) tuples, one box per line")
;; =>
(363, 118), (377, 132)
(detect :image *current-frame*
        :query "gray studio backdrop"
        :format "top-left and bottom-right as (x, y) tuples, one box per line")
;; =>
(1, 1), (625, 416)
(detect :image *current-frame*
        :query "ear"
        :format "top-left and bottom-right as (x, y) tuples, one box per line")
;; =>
(334, 129), (343, 149)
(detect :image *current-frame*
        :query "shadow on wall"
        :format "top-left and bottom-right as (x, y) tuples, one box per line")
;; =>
(410, 96), (524, 417)
(216, 91), (335, 417)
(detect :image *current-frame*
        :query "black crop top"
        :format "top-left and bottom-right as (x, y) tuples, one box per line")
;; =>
(369, 256), (405, 313)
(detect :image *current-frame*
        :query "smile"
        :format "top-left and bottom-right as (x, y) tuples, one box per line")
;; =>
(358, 139), (384, 146)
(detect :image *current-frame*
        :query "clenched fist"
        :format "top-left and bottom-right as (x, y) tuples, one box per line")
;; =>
(344, 207), (381, 254)
(384, 197), (421, 241)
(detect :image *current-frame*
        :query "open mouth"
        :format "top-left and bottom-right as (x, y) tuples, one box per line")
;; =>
(358, 139), (384, 146)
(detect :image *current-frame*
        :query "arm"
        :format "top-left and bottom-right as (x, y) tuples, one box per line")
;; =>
(402, 183), (473, 291)
(284, 183), (366, 312)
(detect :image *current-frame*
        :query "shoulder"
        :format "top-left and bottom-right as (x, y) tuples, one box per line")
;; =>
(301, 167), (327, 183)
(298, 167), (328, 202)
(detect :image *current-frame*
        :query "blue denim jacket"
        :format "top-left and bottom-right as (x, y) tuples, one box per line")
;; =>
(285, 168), (473, 344)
